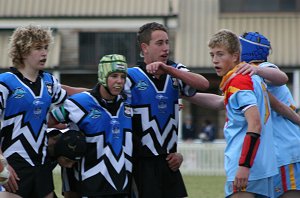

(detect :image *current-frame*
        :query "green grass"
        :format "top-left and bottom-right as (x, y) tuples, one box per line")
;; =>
(53, 172), (226, 198)
(183, 175), (225, 198)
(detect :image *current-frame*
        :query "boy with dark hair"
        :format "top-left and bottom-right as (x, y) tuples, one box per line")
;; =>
(126, 22), (209, 198)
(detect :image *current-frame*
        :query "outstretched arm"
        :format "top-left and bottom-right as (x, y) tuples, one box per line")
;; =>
(62, 84), (90, 96)
(183, 93), (224, 111)
(268, 92), (300, 125)
(146, 62), (209, 91)
(235, 63), (288, 86)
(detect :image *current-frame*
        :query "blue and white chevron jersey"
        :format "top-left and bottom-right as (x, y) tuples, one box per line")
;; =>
(0, 71), (67, 168)
(52, 91), (133, 196)
(124, 61), (196, 157)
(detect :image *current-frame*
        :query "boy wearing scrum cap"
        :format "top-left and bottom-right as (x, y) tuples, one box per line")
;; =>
(49, 54), (133, 198)
(236, 32), (300, 198)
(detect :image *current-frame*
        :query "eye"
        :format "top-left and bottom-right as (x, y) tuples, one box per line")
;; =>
(156, 41), (163, 46)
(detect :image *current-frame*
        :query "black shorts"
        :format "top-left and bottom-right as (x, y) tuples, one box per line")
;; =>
(61, 166), (79, 193)
(15, 165), (54, 198)
(133, 155), (188, 198)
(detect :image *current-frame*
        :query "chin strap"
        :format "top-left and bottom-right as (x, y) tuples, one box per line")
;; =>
(104, 86), (119, 97)
(239, 132), (260, 168)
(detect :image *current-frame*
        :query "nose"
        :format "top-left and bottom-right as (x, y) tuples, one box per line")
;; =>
(212, 55), (218, 64)
(163, 43), (169, 51)
(41, 49), (48, 56)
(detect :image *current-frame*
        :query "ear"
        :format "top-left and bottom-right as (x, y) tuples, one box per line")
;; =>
(141, 43), (148, 54)
(232, 52), (240, 63)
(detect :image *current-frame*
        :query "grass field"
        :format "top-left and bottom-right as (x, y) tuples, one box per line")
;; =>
(53, 172), (226, 198)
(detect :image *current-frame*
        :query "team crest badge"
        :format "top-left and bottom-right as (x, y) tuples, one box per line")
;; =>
(46, 83), (53, 95)
(171, 77), (179, 89)
(156, 94), (168, 113)
(124, 104), (132, 117)
(136, 80), (148, 90)
(111, 119), (120, 139)
(13, 87), (26, 98)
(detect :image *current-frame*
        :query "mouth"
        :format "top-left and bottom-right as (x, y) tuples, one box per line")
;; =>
(161, 54), (168, 59)
(214, 66), (223, 73)
(113, 85), (123, 90)
(40, 59), (47, 64)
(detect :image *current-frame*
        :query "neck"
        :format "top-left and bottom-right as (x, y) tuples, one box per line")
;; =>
(18, 66), (39, 82)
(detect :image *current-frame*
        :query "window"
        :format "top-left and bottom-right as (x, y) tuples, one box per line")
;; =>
(79, 32), (139, 68)
(220, 0), (300, 13)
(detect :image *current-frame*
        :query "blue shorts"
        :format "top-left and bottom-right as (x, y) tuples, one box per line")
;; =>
(225, 177), (274, 198)
(273, 162), (300, 198)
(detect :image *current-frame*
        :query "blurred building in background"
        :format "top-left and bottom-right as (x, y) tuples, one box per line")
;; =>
(1, 0), (300, 139)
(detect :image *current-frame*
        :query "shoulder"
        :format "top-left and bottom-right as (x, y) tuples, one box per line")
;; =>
(0, 72), (13, 79)
(259, 62), (278, 69)
(41, 71), (56, 82)
(229, 74), (254, 91)
(70, 92), (90, 100)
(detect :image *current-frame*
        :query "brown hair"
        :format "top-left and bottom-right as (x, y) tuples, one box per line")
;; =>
(8, 24), (53, 68)
(137, 22), (168, 46)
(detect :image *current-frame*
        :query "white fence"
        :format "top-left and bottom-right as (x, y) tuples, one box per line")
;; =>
(178, 141), (226, 176)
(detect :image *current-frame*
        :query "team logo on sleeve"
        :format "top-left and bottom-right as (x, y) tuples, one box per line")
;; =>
(88, 109), (101, 119)
(13, 88), (26, 98)
(136, 80), (148, 90)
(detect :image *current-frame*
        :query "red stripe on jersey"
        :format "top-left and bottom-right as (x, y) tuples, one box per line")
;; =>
(280, 166), (288, 192)
(223, 74), (254, 105)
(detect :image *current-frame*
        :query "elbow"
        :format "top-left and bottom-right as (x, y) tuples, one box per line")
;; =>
(281, 75), (289, 85)
(273, 74), (289, 86)
(204, 79), (210, 90)
(199, 79), (210, 91)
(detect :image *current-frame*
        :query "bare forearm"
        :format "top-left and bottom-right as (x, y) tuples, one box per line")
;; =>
(62, 84), (90, 96)
(184, 93), (224, 110)
(257, 67), (288, 86)
(244, 106), (261, 133)
(164, 66), (209, 91)
(269, 92), (300, 125)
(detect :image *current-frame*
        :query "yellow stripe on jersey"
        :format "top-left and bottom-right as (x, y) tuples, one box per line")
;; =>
(289, 163), (296, 189)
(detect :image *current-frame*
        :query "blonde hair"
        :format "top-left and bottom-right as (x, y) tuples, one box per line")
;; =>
(8, 24), (53, 68)
(208, 29), (240, 56)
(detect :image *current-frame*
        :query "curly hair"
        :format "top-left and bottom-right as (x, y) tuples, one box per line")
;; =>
(8, 24), (53, 68)
(208, 29), (240, 55)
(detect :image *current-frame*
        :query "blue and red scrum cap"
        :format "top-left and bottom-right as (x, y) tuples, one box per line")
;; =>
(239, 32), (271, 63)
